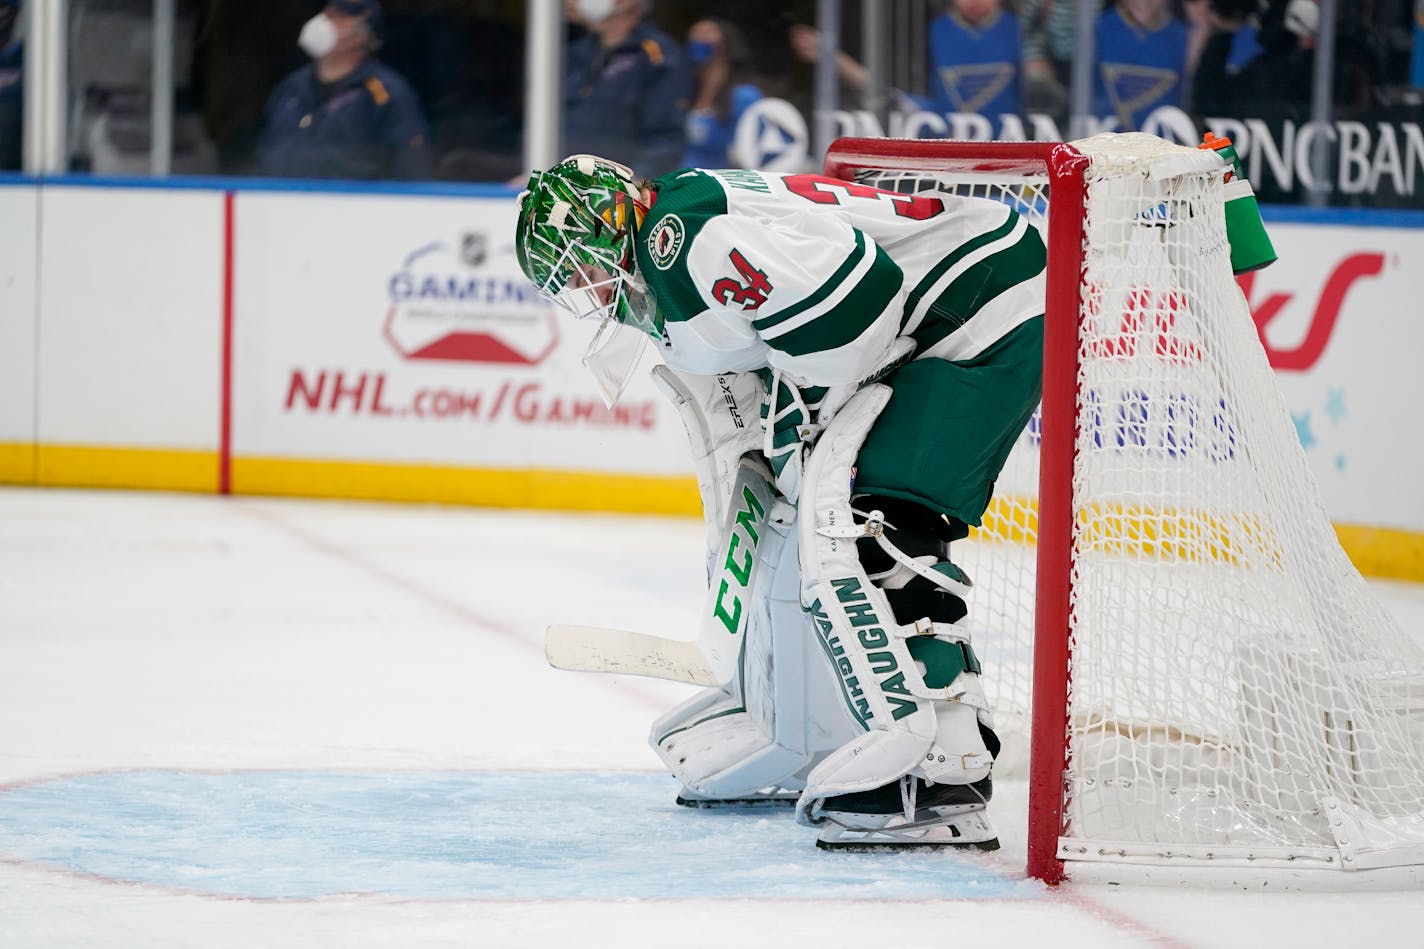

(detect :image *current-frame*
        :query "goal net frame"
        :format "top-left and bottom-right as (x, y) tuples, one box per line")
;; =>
(823, 134), (1424, 887)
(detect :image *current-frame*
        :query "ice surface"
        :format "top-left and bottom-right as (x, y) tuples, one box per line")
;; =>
(3, 488), (1424, 948)
(0, 769), (1033, 901)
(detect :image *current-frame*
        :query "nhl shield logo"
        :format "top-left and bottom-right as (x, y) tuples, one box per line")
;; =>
(647, 215), (685, 271)
(384, 237), (559, 365)
(460, 231), (488, 268)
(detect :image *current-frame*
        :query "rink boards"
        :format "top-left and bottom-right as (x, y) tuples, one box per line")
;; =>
(0, 177), (1421, 573)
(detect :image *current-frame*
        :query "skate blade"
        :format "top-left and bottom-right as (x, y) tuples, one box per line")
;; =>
(814, 805), (999, 852)
(816, 836), (1000, 853)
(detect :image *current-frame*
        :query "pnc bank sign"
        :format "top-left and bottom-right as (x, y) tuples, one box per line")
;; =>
(734, 98), (1424, 204)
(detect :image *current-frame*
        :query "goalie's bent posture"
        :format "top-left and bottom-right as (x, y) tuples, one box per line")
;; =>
(515, 155), (1045, 851)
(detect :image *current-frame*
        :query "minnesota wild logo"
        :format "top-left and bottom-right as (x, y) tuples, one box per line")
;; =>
(647, 215), (685, 271)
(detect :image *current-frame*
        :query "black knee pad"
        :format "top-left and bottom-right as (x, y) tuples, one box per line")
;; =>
(853, 495), (967, 626)
(853, 496), (949, 572)
(884, 576), (968, 626)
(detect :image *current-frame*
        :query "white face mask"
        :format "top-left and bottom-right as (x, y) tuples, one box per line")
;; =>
(574, 0), (617, 24)
(298, 14), (338, 60)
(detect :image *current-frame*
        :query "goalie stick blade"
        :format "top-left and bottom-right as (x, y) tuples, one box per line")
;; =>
(544, 624), (719, 686)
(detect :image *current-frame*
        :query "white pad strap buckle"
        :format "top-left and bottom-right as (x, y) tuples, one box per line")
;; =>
(814, 509), (974, 600)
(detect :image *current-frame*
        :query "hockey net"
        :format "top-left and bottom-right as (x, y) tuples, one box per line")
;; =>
(826, 133), (1424, 882)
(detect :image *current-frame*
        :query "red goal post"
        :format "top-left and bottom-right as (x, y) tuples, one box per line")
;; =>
(827, 138), (1088, 885)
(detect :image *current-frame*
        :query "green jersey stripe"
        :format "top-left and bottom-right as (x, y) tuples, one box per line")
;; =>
(766, 243), (902, 359)
(911, 226), (1048, 352)
(752, 230), (867, 333)
(902, 211), (1020, 332)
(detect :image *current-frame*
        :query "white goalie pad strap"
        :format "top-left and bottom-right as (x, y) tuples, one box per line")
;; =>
(651, 366), (764, 569)
(816, 508), (974, 600)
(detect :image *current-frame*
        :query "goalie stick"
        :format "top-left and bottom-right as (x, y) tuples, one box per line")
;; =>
(544, 624), (717, 686)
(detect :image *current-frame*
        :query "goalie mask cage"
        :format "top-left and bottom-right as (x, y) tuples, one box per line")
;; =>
(824, 134), (1424, 886)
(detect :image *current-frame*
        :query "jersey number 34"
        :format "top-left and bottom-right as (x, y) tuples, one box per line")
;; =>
(713, 249), (774, 311)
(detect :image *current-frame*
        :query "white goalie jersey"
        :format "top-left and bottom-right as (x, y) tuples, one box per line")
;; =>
(632, 166), (1047, 386)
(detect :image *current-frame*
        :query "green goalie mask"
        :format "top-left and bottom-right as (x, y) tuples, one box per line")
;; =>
(516, 154), (660, 406)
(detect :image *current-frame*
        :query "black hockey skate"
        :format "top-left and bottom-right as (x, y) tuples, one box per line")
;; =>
(812, 775), (998, 852)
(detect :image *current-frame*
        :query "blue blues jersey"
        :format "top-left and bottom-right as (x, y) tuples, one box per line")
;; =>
(928, 11), (1021, 126)
(1413, 15), (1424, 87)
(1094, 8), (1188, 129)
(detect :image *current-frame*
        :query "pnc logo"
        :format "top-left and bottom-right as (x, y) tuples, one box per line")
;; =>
(1238, 252), (1386, 372)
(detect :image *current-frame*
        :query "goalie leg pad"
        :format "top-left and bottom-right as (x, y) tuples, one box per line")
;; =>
(793, 385), (999, 828)
(694, 457), (782, 685)
(650, 685), (811, 799)
(651, 466), (859, 800)
(651, 367), (764, 575)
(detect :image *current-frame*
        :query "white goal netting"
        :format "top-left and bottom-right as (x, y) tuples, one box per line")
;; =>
(848, 133), (1424, 873)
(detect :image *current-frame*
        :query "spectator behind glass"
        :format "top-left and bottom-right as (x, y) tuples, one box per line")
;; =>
(564, 0), (693, 177)
(1094, 0), (1189, 129)
(1189, 0), (1266, 115)
(927, 0), (1022, 131)
(1194, 1), (1384, 117)
(258, 0), (432, 181)
(791, 2), (1021, 134)
(0, 0), (19, 171)
(1415, 0), (1424, 86)
(682, 18), (763, 169)
(1020, 0), (1103, 121)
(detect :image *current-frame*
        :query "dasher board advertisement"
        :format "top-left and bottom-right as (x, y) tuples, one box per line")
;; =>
(231, 191), (687, 476)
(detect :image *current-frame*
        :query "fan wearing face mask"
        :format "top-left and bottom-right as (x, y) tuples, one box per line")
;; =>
(680, 18), (764, 169)
(563, 0), (694, 177)
(258, 0), (432, 181)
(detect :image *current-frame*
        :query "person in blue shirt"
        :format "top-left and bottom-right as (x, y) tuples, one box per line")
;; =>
(0, 0), (20, 171)
(1095, 0), (1190, 129)
(928, 0), (1022, 130)
(1415, 0), (1424, 87)
(681, 18), (763, 169)
(792, 2), (1021, 135)
(564, 0), (692, 177)
(258, 0), (432, 181)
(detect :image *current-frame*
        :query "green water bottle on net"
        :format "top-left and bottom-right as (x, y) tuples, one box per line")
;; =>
(1199, 132), (1277, 274)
